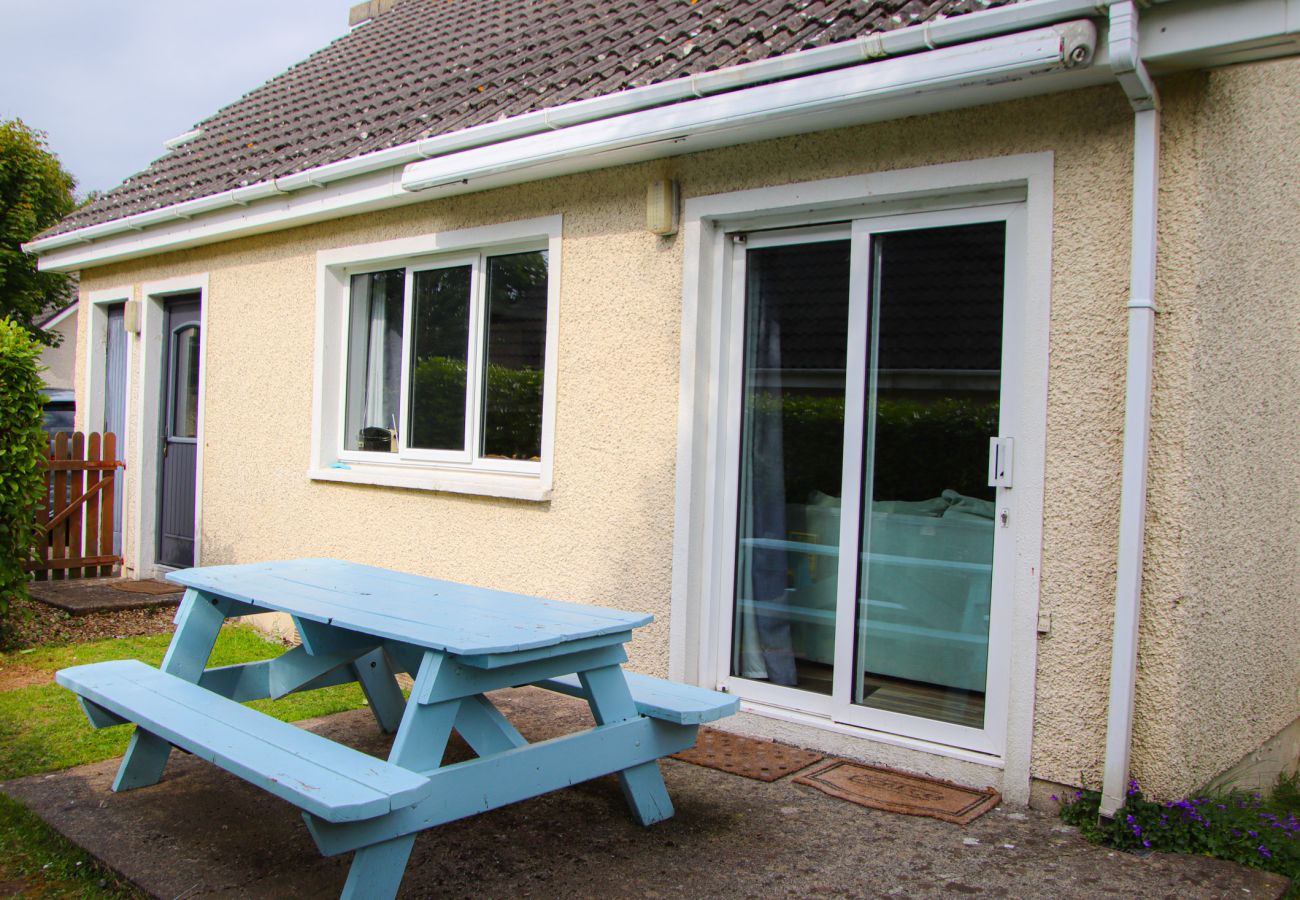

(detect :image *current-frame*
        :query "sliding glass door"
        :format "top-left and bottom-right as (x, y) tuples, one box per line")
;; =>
(725, 207), (1020, 754)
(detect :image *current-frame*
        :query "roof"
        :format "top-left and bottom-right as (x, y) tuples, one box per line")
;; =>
(44, 0), (1014, 240)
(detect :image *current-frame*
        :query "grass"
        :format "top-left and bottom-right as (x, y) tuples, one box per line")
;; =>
(0, 623), (370, 896)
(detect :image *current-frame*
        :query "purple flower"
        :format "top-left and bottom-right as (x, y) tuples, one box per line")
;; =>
(1249, 831), (1259, 838)
(1259, 845), (1272, 859)
(1051, 794), (1059, 802)
(1143, 839), (1151, 849)
(1128, 778), (1140, 797)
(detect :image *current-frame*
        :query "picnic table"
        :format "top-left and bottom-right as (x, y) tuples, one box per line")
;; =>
(56, 558), (737, 899)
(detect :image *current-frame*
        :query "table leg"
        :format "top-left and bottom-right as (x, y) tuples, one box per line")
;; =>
(340, 833), (415, 900)
(453, 695), (527, 756)
(388, 650), (460, 771)
(578, 664), (675, 825)
(114, 589), (225, 791)
(352, 648), (405, 734)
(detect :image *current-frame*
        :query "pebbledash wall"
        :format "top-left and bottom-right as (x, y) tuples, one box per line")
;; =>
(72, 58), (1300, 803)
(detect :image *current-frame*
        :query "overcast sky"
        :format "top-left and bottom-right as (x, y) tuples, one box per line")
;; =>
(0, 0), (355, 198)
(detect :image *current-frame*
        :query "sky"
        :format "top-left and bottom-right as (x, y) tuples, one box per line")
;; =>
(0, 0), (355, 198)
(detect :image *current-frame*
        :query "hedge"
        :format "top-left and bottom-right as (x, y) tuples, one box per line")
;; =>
(0, 318), (46, 625)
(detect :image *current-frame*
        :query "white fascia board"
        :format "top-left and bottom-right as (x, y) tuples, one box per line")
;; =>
(35, 168), (433, 272)
(40, 301), (79, 330)
(1141, 0), (1300, 71)
(401, 25), (1095, 194)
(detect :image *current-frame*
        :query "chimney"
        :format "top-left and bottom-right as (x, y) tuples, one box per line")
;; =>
(349, 0), (397, 27)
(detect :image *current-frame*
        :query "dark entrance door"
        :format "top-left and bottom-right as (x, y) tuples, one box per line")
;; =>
(158, 297), (201, 568)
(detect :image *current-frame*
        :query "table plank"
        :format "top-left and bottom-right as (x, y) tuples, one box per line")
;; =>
(168, 559), (652, 656)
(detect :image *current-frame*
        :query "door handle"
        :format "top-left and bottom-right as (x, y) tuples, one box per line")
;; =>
(988, 437), (1013, 488)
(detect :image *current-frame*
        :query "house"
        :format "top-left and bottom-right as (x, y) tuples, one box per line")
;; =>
(35, 298), (78, 390)
(22, 0), (1300, 817)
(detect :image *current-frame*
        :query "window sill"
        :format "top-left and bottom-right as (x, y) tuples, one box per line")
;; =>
(308, 464), (552, 502)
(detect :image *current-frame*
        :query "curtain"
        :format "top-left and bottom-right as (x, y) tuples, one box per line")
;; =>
(734, 256), (796, 686)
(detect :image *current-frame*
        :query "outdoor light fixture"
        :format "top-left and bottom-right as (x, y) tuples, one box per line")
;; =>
(646, 179), (679, 236)
(401, 22), (1096, 196)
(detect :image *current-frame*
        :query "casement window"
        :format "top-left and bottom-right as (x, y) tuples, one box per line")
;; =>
(312, 217), (560, 500)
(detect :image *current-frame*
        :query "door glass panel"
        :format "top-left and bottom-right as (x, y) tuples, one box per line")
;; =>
(854, 222), (1005, 727)
(408, 265), (472, 451)
(732, 238), (850, 695)
(170, 325), (200, 439)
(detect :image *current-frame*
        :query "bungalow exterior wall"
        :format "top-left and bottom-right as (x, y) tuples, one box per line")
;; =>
(71, 59), (1300, 803)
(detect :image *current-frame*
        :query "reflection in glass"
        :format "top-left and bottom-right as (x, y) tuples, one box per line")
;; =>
(408, 266), (472, 451)
(344, 269), (405, 452)
(854, 222), (1005, 728)
(731, 239), (850, 695)
(170, 326), (200, 439)
(480, 251), (548, 460)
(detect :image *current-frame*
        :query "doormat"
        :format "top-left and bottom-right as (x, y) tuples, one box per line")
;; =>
(794, 759), (1000, 825)
(109, 580), (184, 595)
(670, 728), (824, 782)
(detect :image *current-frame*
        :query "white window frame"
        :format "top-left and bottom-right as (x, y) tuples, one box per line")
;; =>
(310, 215), (562, 501)
(669, 155), (1053, 802)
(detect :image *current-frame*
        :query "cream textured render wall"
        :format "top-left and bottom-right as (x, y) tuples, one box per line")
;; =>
(72, 64), (1295, 798)
(1131, 59), (1300, 795)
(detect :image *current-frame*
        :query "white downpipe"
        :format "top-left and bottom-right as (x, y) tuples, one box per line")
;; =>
(25, 0), (1155, 257)
(1100, 0), (1160, 820)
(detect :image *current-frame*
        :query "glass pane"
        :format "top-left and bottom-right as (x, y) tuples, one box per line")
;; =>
(170, 326), (200, 439)
(408, 265), (472, 451)
(344, 269), (405, 452)
(731, 239), (850, 695)
(480, 251), (548, 461)
(854, 221), (1005, 728)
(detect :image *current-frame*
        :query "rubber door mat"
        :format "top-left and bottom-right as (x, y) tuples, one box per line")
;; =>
(671, 727), (824, 782)
(794, 759), (1000, 824)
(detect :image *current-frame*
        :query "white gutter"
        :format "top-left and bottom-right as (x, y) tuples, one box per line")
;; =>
(1100, 0), (1160, 820)
(24, 0), (1143, 258)
(401, 23), (1097, 194)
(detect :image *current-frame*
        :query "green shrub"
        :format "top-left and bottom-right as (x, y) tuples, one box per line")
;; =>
(410, 355), (543, 459)
(1058, 778), (1300, 880)
(0, 317), (45, 624)
(747, 392), (999, 503)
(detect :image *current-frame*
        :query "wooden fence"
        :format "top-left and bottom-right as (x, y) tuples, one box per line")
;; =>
(29, 432), (124, 580)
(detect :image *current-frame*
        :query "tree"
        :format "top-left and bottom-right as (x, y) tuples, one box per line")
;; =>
(0, 119), (77, 347)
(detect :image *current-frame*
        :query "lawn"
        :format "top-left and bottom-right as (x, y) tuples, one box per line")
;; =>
(0, 623), (370, 897)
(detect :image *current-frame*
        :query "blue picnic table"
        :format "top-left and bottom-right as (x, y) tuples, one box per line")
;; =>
(56, 558), (737, 899)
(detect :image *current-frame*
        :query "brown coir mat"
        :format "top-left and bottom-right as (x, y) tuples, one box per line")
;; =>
(109, 580), (185, 595)
(670, 728), (824, 782)
(794, 759), (1000, 825)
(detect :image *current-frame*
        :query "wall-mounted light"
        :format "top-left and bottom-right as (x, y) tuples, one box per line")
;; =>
(647, 179), (679, 236)
(123, 300), (141, 335)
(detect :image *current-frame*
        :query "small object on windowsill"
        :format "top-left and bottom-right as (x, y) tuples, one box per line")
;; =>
(329, 462), (352, 470)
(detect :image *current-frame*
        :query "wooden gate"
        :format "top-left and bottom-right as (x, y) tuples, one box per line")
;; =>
(30, 432), (125, 580)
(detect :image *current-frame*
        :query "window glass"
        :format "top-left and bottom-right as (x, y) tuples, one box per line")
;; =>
(480, 250), (548, 460)
(407, 265), (472, 451)
(344, 269), (405, 452)
(170, 325), (201, 439)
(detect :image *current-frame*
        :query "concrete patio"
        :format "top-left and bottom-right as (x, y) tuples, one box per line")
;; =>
(2, 688), (1288, 899)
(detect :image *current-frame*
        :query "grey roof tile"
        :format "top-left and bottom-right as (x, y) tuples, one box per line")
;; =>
(45, 0), (1016, 238)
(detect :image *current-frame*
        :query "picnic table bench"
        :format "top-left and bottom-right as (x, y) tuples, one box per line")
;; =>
(56, 558), (737, 900)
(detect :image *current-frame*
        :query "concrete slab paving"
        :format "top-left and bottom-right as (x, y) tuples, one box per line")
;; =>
(3, 688), (1288, 899)
(26, 578), (183, 615)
